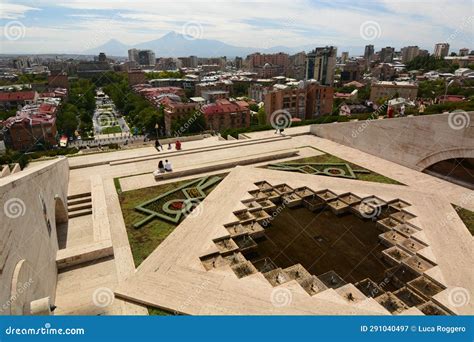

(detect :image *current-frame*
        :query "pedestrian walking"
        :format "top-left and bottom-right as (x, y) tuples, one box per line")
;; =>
(155, 139), (162, 151)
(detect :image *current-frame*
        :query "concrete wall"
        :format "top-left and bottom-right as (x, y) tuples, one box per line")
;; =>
(0, 158), (69, 315)
(311, 112), (474, 171)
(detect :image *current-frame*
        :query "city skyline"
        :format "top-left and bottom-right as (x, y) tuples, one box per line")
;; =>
(1, 0), (473, 55)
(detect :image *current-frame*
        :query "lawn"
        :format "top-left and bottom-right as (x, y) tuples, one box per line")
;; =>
(118, 174), (227, 267)
(101, 126), (122, 134)
(269, 153), (404, 185)
(453, 204), (474, 236)
(147, 307), (173, 316)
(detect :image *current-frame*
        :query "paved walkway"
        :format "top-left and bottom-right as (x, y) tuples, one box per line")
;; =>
(57, 126), (473, 315)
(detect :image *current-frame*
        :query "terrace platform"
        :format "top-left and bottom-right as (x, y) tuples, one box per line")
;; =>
(53, 123), (473, 316)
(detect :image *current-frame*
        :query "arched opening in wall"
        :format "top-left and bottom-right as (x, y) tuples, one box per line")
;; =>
(423, 158), (474, 190)
(54, 195), (69, 249)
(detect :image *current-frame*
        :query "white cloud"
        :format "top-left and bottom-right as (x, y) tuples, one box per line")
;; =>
(0, 2), (40, 19)
(1, 0), (472, 53)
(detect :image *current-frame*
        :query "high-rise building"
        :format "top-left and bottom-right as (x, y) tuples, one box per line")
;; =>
(364, 45), (374, 61)
(128, 49), (156, 66)
(459, 48), (469, 56)
(190, 55), (198, 68)
(401, 46), (420, 63)
(48, 71), (69, 89)
(379, 47), (395, 63)
(246, 52), (289, 78)
(418, 49), (429, 57)
(98, 52), (107, 62)
(178, 56), (198, 68)
(305, 46), (337, 86)
(264, 80), (334, 120)
(234, 57), (243, 70)
(287, 52), (306, 80)
(138, 50), (156, 66)
(128, 48), (139, 63)
(340, 61), (362, 82)
(341, 52), (349, 63)
(434, 43), (450, 58)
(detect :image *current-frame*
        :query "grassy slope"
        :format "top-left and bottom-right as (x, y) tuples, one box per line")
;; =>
(453, 204), (474, 236)
(118, 174), (226, 267)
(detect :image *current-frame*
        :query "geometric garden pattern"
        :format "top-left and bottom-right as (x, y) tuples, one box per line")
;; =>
(133, 175), (222, 228)
(267, 163), (370, 179)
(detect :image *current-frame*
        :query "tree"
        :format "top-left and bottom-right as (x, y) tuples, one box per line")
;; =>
(257, 107), (267, 125)
(145, 71), (183, 80)
(248, 103), (259, 112)
(233, 83), (250, 97)
(57, 104), (79, 136)
(406, 55), (450, 71)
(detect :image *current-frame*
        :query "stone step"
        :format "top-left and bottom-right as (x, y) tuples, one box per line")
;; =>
(67, 196), (92, 206)
(68, 203), (92, 212)
(108, 135), (291, 167)
(67, 192), (92, 200)
(154, 150), (300, 181)
(68, 208), (92, 218)
(56, 240), (114, 270)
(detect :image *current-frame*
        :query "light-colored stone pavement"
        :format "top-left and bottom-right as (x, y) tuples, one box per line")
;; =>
(116, 166), (473, 315)
(58, 125), (473, 315)
(119, 146), (321, 192)
(55, 257), (120, 315)
(58, 215), (93, 249)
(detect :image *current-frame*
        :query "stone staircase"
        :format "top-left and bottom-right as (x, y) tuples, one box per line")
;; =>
(67, 192), (92, 218)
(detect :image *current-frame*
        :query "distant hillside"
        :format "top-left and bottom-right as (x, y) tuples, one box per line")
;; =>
(84, 31), (365, 58)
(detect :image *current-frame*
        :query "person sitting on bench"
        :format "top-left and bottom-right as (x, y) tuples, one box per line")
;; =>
(164, 159), (173, 172)
(175, 140), (181, 150)
(158, 160), (165, 173)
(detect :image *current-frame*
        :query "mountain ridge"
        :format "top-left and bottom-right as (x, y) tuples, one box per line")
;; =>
(84, 31), (364, 57)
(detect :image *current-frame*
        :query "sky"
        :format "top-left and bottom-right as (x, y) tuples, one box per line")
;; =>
(0, 0), (472, 55)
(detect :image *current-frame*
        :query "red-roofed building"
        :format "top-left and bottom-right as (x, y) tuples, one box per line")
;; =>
(1, 103), (58, 150)
(436, 95), (466, 103)
(201, 99), (250, 131)
(163, 98), (198, 134)
(128, 70), (147, 86)
(0, 91), (38, 109)
(48, 71), (69, 89)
